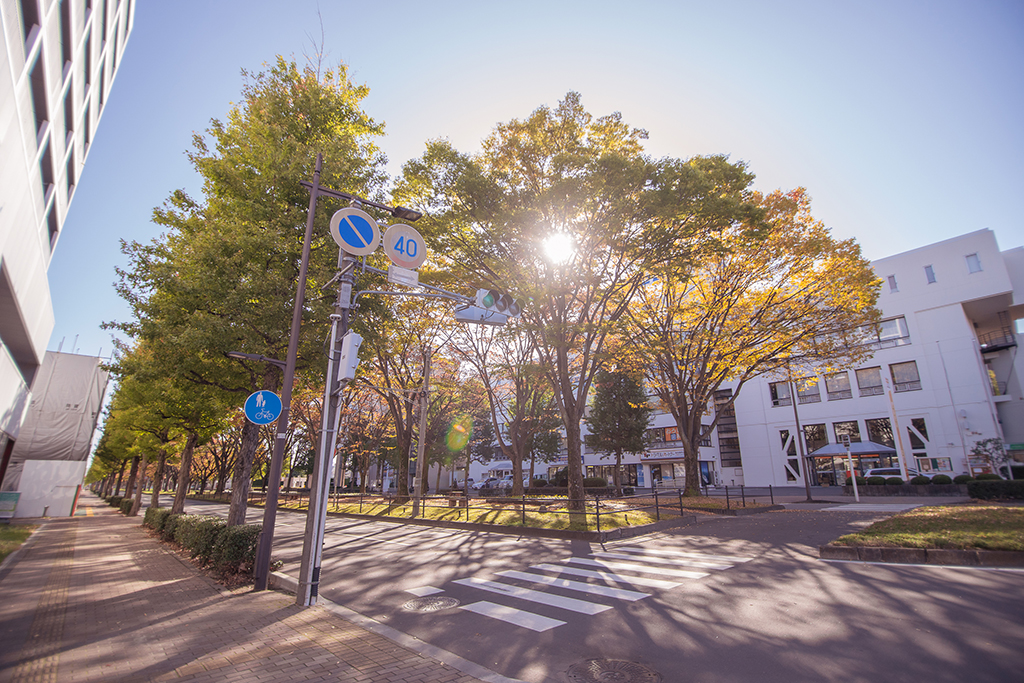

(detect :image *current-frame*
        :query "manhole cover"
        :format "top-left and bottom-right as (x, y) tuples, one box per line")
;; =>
(401, 596), (460, 612)
(566, 659), (662, 683)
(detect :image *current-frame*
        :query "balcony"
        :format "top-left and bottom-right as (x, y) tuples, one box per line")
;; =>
(978, 328), (1016, 353)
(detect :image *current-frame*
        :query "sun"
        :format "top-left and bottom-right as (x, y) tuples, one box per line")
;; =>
(543, 232), (575, 265)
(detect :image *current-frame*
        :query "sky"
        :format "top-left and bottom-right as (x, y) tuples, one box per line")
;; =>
(49, 0), (1024, 359)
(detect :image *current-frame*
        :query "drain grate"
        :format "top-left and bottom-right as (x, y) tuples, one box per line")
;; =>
(566, 659), (663, 683)
(401, 596), (461, 612)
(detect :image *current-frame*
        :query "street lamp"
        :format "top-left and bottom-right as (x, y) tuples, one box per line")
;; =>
(226, 351), (287, 369)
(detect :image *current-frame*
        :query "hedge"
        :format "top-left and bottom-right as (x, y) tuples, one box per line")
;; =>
(953, 475), (974, 484)
(967, 479), (1024, 500)
(143, 506), (172, 532)
(162, 513), (184, 542)
(582, 477), (608, 488)
(107, 495), (123, 508)
(210, 524), (261, 573)
(174, 515), (225, 563)
(119, 499), (134, 515)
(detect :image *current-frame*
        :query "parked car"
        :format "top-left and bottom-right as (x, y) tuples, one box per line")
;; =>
(473, 477), (498, 490)
(862, 467), (927, 480)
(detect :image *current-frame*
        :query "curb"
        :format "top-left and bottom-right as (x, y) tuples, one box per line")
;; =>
(319, 509), (699, 542)
(819, 545), (1024, 567)
(0, 520), (47, 583)
(267, 572), (529, 683)
(684, 504), (786, 516)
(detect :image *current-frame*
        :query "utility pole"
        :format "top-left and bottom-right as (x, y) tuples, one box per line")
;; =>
(411, 346), (431, 518)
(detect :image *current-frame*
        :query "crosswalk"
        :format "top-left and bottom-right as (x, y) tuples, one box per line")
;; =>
(406, 545), (751, 632)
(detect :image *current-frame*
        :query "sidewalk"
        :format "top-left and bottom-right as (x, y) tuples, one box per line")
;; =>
(0, 492), (499, 683)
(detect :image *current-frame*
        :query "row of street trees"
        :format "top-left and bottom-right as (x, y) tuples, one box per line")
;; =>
(89, 55), (881, 518)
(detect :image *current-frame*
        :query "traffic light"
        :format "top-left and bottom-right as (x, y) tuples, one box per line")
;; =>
(474, 288), (523, 317)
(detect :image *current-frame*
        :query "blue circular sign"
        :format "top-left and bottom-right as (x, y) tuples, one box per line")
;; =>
(329, 207), (379, 256)
(244, 390), (283, 425)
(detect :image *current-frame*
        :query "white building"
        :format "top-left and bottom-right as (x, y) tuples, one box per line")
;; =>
(0, 0), (134, 481)
(576, 229), (1023, 489)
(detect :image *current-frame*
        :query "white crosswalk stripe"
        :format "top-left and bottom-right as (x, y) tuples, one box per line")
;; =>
(453, 577), (612, 615)
(495, 570), (650, 601)
(529, 563), (688, 588)
(589, 550), (734, 570)
(445, 547), (751, 632)
(459, 601), (565, 632)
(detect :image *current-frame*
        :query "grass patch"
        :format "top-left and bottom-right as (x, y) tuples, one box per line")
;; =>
(289, 498), (660, 531)
(831, 504), (1024, 551)
(0, 525), (38, 564)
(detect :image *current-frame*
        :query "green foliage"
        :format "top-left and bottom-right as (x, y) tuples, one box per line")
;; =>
(909, 476), (932, 485)
(866, 476), (887, 485)
(144, 507), (172, 531)
(953, 474), (975, 484)
(119, 499), (134, 514)
(107, 495), (123, 508)
(967, 480), (1024, 500)
(174, 515), (226, 563)
(885, 477), (904, 486)
(930, 474), (953, 485)
(845, 476), (868, 486)
(210, 524), (261, 573)
(976, 473), (1002, 481)
(161, 513), (184, 541)
(585, 371), (653, 459)
(583, 477), (608, 488)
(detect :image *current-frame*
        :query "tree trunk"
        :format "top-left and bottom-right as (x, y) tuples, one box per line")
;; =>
(564, 416), (585, 512)
(123, 456), (140, 501)
(129, 454), (149, 516)
(228, 420), (260, 525)
(172, 432), (199, 514)
(150, 448), (167, 510)
(614, 449), (623, 496)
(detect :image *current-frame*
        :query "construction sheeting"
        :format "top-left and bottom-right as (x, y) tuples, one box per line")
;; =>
(9, 351), (109, 464)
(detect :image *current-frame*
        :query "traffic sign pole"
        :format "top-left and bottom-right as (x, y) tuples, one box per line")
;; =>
(253, 154), (323, 592)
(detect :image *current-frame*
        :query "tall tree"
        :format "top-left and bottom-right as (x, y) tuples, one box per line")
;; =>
(625, 188), (881, 495)
(109, 58), (387, 524)
(585, 369), (652, 495)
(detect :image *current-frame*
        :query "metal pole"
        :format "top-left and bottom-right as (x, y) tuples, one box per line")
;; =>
(885, 379), (911, 481)
(845, 439), (860, 502)
(253, 154), (323, 592)
(296, 250), (353, 606)
(790, 377), (814, 503)
(411, 347), (431, 518)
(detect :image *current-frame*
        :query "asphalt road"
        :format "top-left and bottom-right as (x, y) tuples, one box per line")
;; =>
(172, 497), (1024, 683)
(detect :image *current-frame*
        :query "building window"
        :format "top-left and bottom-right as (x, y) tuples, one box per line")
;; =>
(699, 427), (712, 448)
(966, 253), (982, 273)
(60, 0), (72, 67)
(833, 421), (862, 444)
(865, 417), (894, 448)
(796, 377), (821, 405)
(29, 55), (48, 139)
(66, 152), (76, 197)
(770, 381), (792, 407)
(46, 205), (59, 250)
(858, 316), (911, 349)
(39, 138), (54, 199)
(856, 367), (884, 397)
(646, 428), (665, 445)
(824, 372), (852, 401)
(890, 361), (922, 392)
(20, 0), (41, 49)
(924, 265), (936, 284)
(887, 275), (898, 292)
(803, 424), (828, 454)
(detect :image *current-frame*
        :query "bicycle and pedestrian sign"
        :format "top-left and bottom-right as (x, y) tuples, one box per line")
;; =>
(244, 390), (283, 425)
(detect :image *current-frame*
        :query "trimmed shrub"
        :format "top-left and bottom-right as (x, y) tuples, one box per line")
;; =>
(967, 479), (1024, 500)
(953, 474), (974, 485)
(976, 473), (1002, 481)
(622, 487), (635, 496)
(532, 480), (548, 488)
(866, 476), (887, 485)
(162, 513), (184, 541)
(119, 498), (134, 515)
(210, 524), (261, 573)
(845, 476), (868, 486)
(909, 476), (931, 485)
(107, 495), (123, 508)
(930, 474), (953, 485)
(583, 477), (608, 488)
(174, 515), (226, 563)
(885, 477), (904, 486)
(144, 506), (171, 530)
(1012, 465), (1024, 480)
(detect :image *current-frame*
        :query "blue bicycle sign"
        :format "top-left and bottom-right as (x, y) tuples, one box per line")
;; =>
(244, 390), (283, 425)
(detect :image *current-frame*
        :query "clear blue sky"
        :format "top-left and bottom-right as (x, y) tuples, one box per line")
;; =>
(50, 0), (1024, 358)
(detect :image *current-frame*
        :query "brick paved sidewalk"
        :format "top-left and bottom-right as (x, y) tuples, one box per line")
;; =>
(0, 492), (499, 683)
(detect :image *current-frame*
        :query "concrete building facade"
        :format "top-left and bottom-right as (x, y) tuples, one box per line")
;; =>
(0, 0), (133, 468)
(570, 229), (1022, 489)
